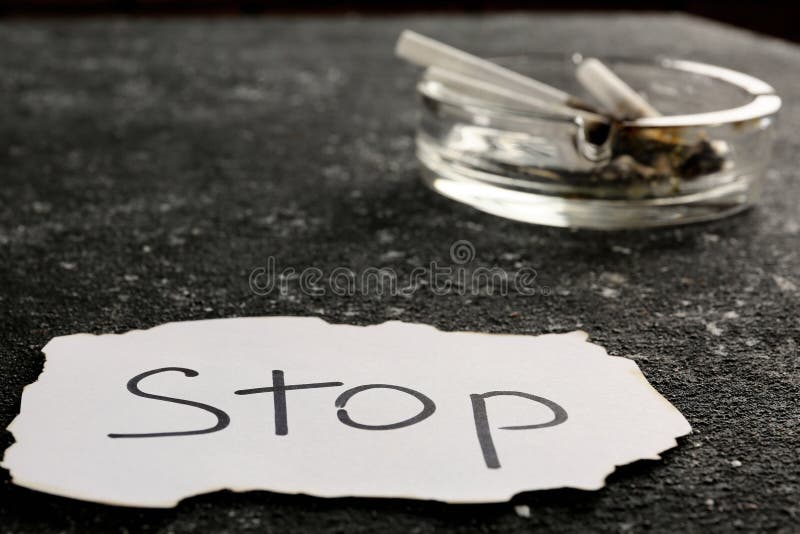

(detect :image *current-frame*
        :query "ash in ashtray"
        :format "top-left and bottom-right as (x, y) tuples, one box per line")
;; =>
(598, 131), (728, 184)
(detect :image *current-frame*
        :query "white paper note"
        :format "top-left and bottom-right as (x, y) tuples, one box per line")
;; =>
(2, 317), (691, 508)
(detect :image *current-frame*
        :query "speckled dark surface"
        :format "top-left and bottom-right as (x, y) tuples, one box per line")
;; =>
(1, 13), (798, 533)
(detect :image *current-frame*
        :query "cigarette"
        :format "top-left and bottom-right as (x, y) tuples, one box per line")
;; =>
(575, 58), (661, 119)
(396, 30), (594, 112)
(424, 66), (608, 124)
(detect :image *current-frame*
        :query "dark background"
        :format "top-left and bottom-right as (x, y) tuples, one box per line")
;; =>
(1, 1), (798, 43)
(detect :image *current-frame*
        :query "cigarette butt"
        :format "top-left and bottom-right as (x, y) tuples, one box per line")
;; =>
(576, 58), (661, 119)
(396, 30), (573, 106)
(425, 66), (608, 124)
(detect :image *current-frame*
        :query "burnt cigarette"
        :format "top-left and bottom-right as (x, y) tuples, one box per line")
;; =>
(575, 58), (661, 120)
(424, 66), (608, 124)
(396, 30), (597, 113)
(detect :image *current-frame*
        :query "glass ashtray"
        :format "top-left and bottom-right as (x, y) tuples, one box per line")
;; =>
(415, 54), (781, 229)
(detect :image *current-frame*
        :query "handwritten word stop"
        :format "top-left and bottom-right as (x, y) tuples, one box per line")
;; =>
(3, 318), (690, 507)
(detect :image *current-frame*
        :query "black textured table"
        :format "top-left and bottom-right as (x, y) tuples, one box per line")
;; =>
(1, 13), (798, 533)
